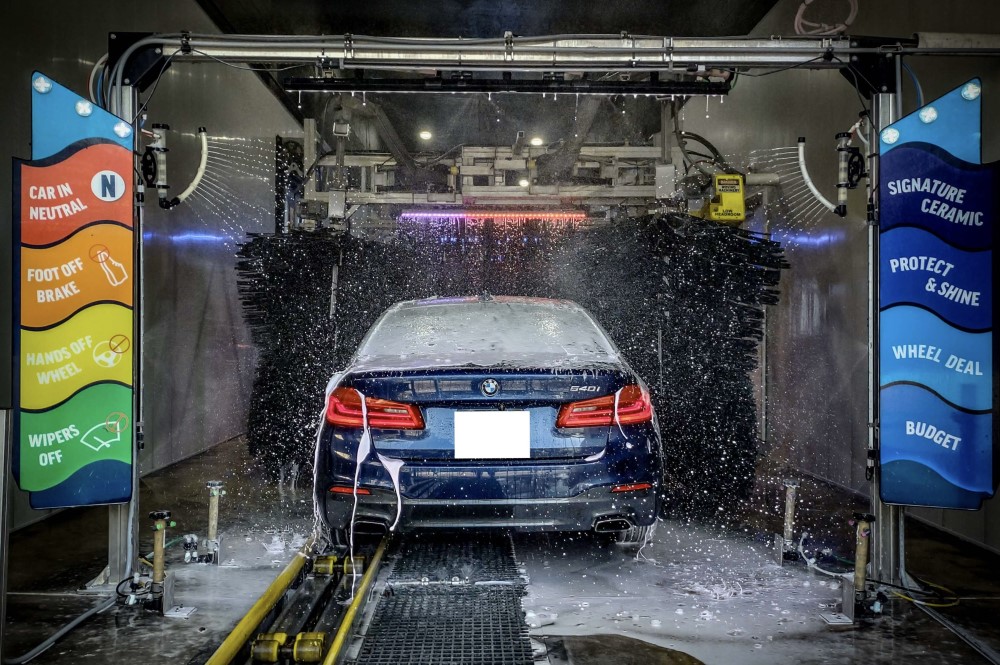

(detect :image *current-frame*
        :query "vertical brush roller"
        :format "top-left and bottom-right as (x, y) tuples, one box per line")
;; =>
(235, 213), (786, 519)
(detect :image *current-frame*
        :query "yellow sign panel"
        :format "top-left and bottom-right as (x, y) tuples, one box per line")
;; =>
(703, 174), (746, 225)
(19, 303), (133, 410)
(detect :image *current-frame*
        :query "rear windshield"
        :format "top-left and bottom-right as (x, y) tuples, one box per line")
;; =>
(354, 300), (619, 370)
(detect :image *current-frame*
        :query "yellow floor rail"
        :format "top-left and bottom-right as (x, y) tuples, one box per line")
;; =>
(206, 537), (315, 665)
(322, 537), (390, 665)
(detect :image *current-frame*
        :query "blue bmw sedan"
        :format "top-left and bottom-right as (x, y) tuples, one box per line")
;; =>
(313, 296), (663, 544)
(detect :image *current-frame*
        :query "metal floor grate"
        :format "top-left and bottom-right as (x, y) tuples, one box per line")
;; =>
(388, 533), (522, 583)
(353, 586), (533, 665)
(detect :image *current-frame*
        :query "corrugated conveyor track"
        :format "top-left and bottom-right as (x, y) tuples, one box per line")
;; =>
(351, 534), (533, 665)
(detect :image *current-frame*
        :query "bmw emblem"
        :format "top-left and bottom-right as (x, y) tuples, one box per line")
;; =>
(481, 378), (500, 397)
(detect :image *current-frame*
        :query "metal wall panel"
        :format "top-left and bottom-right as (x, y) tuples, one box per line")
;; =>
(0, 0), (301, 529)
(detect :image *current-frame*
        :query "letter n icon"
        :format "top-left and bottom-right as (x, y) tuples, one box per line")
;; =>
(101, 174), (116, 199)
(91, 170), (125, 202)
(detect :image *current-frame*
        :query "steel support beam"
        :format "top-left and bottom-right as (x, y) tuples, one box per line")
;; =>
(172, 35), (852, 70)
(0, 408), (11, 656)
(870, 90), (901, 586)
(105, 33), (998, 115)
(283, 76), (731, 96)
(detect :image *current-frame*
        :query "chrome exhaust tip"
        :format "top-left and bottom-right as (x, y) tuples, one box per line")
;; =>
(594, 517), (634, 533)
(353, 519), (390, 535)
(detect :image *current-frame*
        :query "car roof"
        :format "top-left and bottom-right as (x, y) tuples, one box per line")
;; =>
(394, 296), (584, 311)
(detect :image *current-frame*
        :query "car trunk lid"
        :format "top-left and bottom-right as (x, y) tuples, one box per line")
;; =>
(344, 367), (630, 461)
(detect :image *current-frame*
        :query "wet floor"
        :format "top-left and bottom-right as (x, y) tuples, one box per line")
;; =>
(4, 436), (999, 664)
(518, 525), (985, 664)
(4, 436), (314, 664)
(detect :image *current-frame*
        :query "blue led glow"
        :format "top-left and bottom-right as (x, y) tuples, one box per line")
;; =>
(142, 231), (232, 244)
(769, 228), (848, 248)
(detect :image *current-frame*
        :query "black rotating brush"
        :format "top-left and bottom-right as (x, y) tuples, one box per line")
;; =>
(236, 214), (786, 513)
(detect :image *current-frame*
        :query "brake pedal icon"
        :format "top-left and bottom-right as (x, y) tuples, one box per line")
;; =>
(90, 244), (129, 286)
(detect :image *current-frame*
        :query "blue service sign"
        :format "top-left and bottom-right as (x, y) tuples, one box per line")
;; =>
(878, 78), (997, 509)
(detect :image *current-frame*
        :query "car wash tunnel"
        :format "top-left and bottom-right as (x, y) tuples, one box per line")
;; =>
(1, 2), (1000, 664)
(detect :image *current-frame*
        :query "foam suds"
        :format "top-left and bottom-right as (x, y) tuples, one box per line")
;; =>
(613, 387), (627, 439)
(349, 388), (372, 598)
(376, 453), (405, 531)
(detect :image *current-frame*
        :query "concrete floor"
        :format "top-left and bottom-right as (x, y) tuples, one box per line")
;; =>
(4, 437), (999, 664)
(4, 437), (314, 664)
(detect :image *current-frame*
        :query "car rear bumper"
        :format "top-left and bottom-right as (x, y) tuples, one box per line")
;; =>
(321, 484), (659, 533)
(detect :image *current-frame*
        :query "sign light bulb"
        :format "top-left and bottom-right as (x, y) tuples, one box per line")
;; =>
(75, 100), (94, 117)
(961, 82), (981, 100)
(113, 121), (132, 139)
(918, 106), (938, 124)
(880, 128), (900, 145)
(32, 75), (53, 94)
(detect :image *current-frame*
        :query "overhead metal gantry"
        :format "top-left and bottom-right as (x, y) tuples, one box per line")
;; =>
(103, 33), (878, 116)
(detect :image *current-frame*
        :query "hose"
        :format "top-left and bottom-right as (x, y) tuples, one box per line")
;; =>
(797, 138), (836, 213)
(160, 128), (209, 209)
(796, 532), (853, 581)
(903, 61), (925, 107)
(176, 129), (209, 204)
(1, 596), (116, 665)
(88, 54), (107, 104)
(670, 101), (743, 179)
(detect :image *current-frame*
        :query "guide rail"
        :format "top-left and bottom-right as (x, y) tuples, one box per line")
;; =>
(206, 532), (534, 665)
(205, 536), (388, 665)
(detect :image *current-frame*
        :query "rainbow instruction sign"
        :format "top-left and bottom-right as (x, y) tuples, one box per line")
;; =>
(12, 72), (134, 508)
(879, 78), (997, 509)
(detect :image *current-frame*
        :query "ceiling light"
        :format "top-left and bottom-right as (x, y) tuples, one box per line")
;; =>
(529, 137), (543, 146)
(518, 178), (530, 187)
(419, 130), (432, 140)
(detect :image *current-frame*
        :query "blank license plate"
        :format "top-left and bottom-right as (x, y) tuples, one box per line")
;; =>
(454, 411), (530, 459)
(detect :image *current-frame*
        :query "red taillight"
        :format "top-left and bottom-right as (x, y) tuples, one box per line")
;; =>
(556, 393), (615, 428)
(556, 384), (653, 428)
(614, 385), (654, 425)
(325, 387), (425, 430)
(611, 482), (654, 493)
(329, 484), (371, 495)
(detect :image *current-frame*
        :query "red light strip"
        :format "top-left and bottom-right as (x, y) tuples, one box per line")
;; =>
(400, 210), (586, 222)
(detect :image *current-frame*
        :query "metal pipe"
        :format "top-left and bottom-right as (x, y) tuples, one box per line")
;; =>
(207, 481), (224, 542)
(782, 479), (799, 545)
(108, 83), (140, 589)
(853, 513), (875, 594)
(106, 34), (1000, 99)
(835, 132), (851, 216)
(150, 512), (170, 585)
(870, 91), (902, 587)
(745, 173), (781, 186)
(0, 409), (11, 657)
(916, 32), (1000, 49)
